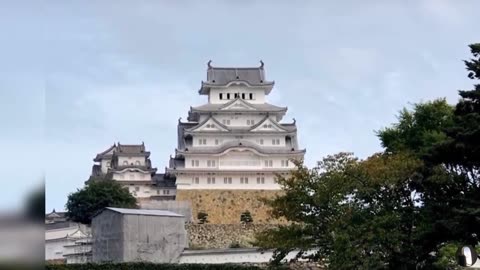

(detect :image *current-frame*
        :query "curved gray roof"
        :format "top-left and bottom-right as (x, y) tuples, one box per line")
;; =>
(191, 101), (287, 113)
(199, 62), (274, 95)
(177, 139), (305, 155)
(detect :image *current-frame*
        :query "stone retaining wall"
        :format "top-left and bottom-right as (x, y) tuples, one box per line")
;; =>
(186, 223), (277, 249)
(176, 189), (283, 224)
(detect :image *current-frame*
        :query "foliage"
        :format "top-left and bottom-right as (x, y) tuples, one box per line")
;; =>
(197, 211), (209, 224)
(65, 180), (137, 224)
(229, 241), (241, 248)
(425, 43), (480, 247)
(256, 153), (426, 269)
(240, 210), (253, 224)
(377, 98), (454, 158)
(45, 263), (262, 270)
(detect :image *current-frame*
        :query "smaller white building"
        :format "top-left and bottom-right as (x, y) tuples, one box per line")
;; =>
(45, 223), (91, 261)
(88, 142), (176, 200)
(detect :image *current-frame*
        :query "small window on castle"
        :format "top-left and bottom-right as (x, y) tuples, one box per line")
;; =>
(247, 120), (251, 125)
(240, 177), (248, 184)
(207, 177), (216, 184)
(249, 93), (253, 100)
(259, 139), (264, 145)
(157, 190), (160, 195)
(234, 93), (239, 98)
(215, 139), (219, 145)
(227, 93), (231, 99)
(219, 93), (223, 100)
(241, 93), (245, 99)
(194, 177), (199, 184)
(135, 186), (140, 191)
(163, 190), (170, 195)
(224, 177), (232, 184)
(257, 177), (265, 184)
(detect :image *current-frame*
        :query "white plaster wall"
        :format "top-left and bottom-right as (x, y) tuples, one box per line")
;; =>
(117, 156), (145, 166)
(175, 173), (284, 190)
(126, 184), (154, 198)
(152, 188), (177, 196)
(185, 153), (294, 170)
(46, 239), (73, 260)
(213, 114), (266, 127)
(179, 249), (317, 264)
(191, 134), (288, 148)
(113, 172), (152, 181)
(100, 159), (112, 174)
(209, 87), (266, 104)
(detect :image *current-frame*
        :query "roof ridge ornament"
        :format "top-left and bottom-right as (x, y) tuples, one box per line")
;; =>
(293, 118), (296, 124)
(207, 60), (212, 69)
(260, 60), (264, 68)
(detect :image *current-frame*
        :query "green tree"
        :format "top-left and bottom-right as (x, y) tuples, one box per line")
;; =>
(66, 180), (137, 224)
(377, 99), (454, 158)
(197, 211), (209, 224)
(256, 153), (425, 269)
(240, 210), (253, 224)
(426, 43), (480, 246)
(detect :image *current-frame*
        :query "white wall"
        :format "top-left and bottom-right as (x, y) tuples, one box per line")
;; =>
(46, 239), (73, 260)
(175, 172), (286, 190)
(125, 184), (154, 198)
(117, 156), (145, 166)
(179, 249), (317, 264)
(185, 152), (294, 170)
(113, 171), (152, 181)
(209, 87), (266, 104)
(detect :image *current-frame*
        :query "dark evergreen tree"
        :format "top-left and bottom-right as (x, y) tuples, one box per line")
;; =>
(65, 180), (137, 224)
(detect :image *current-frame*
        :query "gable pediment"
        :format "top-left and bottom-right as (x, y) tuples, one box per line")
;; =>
(250, 117), (287, 132)
(221, 99), (256, 111)
(189, 117), (230, 132)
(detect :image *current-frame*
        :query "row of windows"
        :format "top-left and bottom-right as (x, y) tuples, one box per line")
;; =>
(190, 159), (289, 168)
(192, 177), (266, 184)
(129, 185), (172, 195)
(107, 160), (142, 167)
(191, 160), (217, 167)
(219, 93), (254, 100)
(117, 174), (146, 180)
(196, 138), (283, 146)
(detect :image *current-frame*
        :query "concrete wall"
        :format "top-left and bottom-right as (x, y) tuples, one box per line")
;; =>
(92, 210), (124, 262)
(93, 209), (187, 263)
(139, 200), (192, 222)
(122, 214), (186, 263)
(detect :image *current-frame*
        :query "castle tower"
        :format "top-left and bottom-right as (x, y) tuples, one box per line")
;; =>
(168, 61), (306, 223)
(88, 143), (176, 200)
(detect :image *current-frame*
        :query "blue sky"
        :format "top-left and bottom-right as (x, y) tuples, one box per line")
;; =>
(0, 1), (478, 212)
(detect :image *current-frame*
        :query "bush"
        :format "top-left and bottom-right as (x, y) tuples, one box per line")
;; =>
(240, 211), (253, 224)
(45, 263), (262, 270)
(197, 211), (209, 224)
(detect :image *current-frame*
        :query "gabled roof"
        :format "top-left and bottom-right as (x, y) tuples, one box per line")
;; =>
(94, 142), (150, 161)
(176, 140), (306, 156)
(185, 115), (230, 132)
(93, 144), (116, 161)
(199, 61), (274, 95)
(117, 142), (147, 155)
(190, 101), (287, 113)
(249, 115), (289, 132)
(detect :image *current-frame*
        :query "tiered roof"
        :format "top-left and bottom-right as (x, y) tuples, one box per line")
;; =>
(199, 61), (274, 95)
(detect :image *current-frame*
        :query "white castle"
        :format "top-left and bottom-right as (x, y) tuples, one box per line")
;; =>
(89, 61), (305, 198)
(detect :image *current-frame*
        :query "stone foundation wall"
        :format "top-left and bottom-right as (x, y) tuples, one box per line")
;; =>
(176, 189), (282, 224)
(186, 223), (277, 249)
